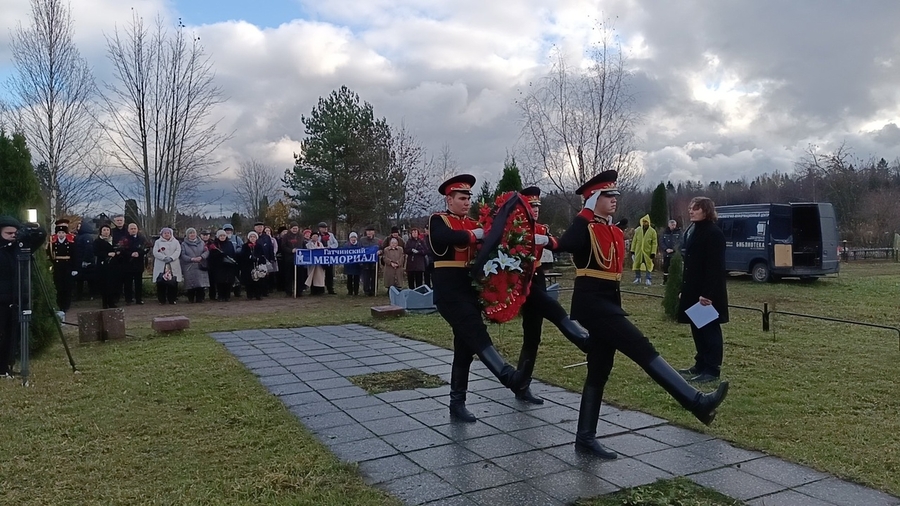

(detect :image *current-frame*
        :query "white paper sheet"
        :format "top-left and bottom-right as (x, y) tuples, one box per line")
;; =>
(685, 301), (719, 328)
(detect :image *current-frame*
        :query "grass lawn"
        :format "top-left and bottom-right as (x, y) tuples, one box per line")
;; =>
(2, 261), (898, 504)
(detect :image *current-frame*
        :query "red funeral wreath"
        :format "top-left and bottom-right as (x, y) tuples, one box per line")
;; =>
(474, 191), (538, 323)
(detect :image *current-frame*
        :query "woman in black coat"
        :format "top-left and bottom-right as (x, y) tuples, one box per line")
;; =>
(208, 230), (237, 302)
(238, 231), (268, 300)
(677, 196), (729, 383)
(93, 225), (122, 309)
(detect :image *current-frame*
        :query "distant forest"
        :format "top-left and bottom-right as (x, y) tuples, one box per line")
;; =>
(537, 145), (900, 247)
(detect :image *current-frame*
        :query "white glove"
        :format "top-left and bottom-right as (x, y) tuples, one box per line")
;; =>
(472, 228), (484, 240)
(71, 271), (78, 277)
(535, 234), (550, 246)
(411, 249), (418, 254)
(583, 192), (600, 211)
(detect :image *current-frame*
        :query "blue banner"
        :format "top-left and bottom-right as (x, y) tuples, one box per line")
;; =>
(295, 246), (380, 266)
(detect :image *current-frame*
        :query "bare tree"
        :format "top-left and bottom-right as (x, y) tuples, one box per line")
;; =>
(519, 22), (640, 211)
(99, 13), (227, 231)
(393, 122), (443, 219)
(6, 0), (101, 218)
(436, 142), (458, 181)
(232, 158), (283, 221)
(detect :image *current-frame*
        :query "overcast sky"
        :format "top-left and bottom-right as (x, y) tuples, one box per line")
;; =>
(3, 0), (900, 212)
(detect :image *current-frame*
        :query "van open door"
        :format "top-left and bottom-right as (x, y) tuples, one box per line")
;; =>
(818, 203), (839, 272)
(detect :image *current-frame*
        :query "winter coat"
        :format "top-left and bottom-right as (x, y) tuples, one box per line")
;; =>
(358, 234), (381, 271)
(630, 215), (658, 272)
(93, 236), (121, 295)
(0, 238), (20, 302)
(238, 240), (268, 285)
(342, 240), (362, 276)
(404, 236), (427, 272)
(382, 245), (405, 289)
(677, 219), (729, 324)
(180, 237), (210, 289)
(73, 221), (96, 272)
(255, 233), (275, 262)
(305, 240), (326, 287)
(661, 226), (682, 258)
(152, 237), (183, 282)
(208, 239), (237, 286)
(119, 233), (149, 274)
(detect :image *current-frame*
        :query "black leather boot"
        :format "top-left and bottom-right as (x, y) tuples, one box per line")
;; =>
(514, 346), (543, 405)
(478, 346), (529, 392)
(449, 359), (476, 423)
(574, 384), (617, 459)
(556, 318), (592, 353)
(644, 356), (729, 426)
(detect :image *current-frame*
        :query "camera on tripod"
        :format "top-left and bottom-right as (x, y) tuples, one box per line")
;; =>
(16, 224), (47, 251)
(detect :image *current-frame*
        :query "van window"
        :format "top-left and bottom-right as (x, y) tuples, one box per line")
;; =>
(719, 219), (733, 240)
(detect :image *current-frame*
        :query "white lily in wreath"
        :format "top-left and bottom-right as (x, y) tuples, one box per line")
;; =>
(483, 258), (500, 276)
(495, 250), (523, 272)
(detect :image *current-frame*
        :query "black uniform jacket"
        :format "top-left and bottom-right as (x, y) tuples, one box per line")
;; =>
(428, 212), (477, 304)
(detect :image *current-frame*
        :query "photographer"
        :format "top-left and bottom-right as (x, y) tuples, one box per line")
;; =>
(0, 216), (21, 377)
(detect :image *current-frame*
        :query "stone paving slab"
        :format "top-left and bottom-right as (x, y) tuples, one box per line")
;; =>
(211, 326), (900, 506)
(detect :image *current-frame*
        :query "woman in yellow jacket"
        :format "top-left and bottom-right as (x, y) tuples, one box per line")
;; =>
(631, 214), (657, 285)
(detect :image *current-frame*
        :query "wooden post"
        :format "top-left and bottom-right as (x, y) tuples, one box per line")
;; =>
(374, 257), (380, 295)
(293, 265), (297, 298)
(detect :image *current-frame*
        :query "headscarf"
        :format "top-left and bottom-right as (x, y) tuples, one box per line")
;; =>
(183, 227), (203, 247)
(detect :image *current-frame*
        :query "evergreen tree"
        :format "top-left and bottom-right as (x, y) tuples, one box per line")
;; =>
(662, 251), (683, 320)
(473, 180), (494, 219)
(0, 130), (57, 354)
(494, 156), (524, 197)
(283, 86), (401, 231)
(649, 182), (668, 229)
(230, 212), (243, 233)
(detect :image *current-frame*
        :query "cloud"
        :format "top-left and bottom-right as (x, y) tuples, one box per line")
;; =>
(3, 0), (900, 217)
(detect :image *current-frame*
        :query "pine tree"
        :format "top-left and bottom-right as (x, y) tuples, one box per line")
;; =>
(494, 156), (524, 197)
(0, 130), (57, 354)
(662, 251), (684, 319)
(473, 181), (494, 219)
(649, 183), (668, 229)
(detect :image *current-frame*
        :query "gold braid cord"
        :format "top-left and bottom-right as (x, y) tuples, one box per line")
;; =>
(587, 224), (616, 271)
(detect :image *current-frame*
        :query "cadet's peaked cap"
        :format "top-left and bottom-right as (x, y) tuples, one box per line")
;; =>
(521, 186), (541, 206)
(438, 174), (476, 196)
(576, 170), (620, 198)
(55, 218), (71, 228)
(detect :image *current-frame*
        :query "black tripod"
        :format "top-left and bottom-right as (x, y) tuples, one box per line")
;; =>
(16, 245), (77, 386)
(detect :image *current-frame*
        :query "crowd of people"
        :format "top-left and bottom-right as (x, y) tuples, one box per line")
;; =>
(46, 215), (438, 315)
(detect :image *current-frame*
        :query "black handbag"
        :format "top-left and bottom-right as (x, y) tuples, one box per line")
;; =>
(156, 262), (178, 286)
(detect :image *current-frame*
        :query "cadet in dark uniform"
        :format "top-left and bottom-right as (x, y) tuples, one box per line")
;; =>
(48, 220), (76, 314)
(429, 174), (529, 423)
(514, 186), (591, 405)
(556, 170), (729, 459)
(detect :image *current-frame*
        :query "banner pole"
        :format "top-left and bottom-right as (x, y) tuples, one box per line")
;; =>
(293, 264), (297, 298)
(375, 254), (380, 295)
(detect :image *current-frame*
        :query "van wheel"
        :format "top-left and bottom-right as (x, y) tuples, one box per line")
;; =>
(751, 262), (770, 283)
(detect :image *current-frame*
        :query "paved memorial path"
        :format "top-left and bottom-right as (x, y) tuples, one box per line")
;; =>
(211, 325), (900, 506)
